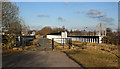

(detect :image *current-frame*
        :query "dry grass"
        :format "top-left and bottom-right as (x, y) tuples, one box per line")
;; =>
(35, 34), (41, 38)
(72, 40), (118, 56)
(33, 39), (39, 44)
(2, 48), (25, 55)
(63, 40), (119, 67)
(47, 39), (119, 67)
(64, 48), (118, 67)
(2, 38), (39, 55)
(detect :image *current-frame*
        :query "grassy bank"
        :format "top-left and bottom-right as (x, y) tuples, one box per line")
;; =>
(64, 48), (118, 67)
(43, 39), (119, 67)
(63, 41), (119, 67)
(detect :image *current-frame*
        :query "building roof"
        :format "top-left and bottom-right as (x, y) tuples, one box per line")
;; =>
(47, 32), (61, 35)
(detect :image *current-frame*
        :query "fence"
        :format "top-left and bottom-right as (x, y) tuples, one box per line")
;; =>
(52, 38), (72, 50)
(68, 36), (100, 43)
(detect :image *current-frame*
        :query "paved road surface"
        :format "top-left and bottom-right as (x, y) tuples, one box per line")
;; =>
(26, 38), (52, 51)
(2, 38), (81, 67)
(3, 51), (80, 67)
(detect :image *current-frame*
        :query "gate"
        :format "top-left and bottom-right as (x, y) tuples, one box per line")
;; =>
(52, 38), (72, 50)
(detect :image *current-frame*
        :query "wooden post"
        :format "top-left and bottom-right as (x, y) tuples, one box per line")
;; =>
(98, 37), (99, 43)
(69, 38), (72, 49)
(63, 38), (64, 48)
(22, 37), (24, 50)
(69, 39), (70, 49)
(52, 38), (54, 50)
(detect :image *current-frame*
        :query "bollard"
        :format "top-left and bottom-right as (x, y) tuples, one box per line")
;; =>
(63, 38), (64, 48)
(52, 38), (54, 50)
(69, 39), (71, 49)
(69, 38), (72, 49)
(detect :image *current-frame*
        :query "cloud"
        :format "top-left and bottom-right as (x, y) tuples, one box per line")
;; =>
(99, 17), (114, 25)
(99, 17), (114, 23)
(87, 8), (105, 18)
(86, 8), (115, 24)
(37, 14), (49, 18)
(58, 16), (65, 22)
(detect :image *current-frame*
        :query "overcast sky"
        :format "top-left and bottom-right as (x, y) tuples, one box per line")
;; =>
(16, 2), (118, 31)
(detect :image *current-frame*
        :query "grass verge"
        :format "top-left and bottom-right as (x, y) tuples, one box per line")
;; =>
(63, 48), (118, 67)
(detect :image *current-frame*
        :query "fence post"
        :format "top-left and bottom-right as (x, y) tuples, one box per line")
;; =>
(69, 38), (72, 49)
(63, 38), (64, 48)
(69, 39), (71, 49)
(71, 38), (72, 47)
(52, 38), (54, 50)
(98, 37), (99, 43)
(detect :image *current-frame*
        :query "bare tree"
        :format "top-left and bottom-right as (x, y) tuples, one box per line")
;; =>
(2, 2), (28, 49)
(2, 2), (22, 35)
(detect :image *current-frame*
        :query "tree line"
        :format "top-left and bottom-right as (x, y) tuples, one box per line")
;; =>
(33, 26), (96, 37)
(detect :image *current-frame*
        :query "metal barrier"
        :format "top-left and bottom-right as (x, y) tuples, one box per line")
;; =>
(52, 38), (72, 50)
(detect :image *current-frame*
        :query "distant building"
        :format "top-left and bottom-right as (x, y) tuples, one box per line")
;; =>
(96, 23), (106, 37)
(30, 31), (35, 36)
(47, 24), (107, 44)
(96, 23), (106, 43)
(22, 31), (28, 36)
(47, 31), (67, 43)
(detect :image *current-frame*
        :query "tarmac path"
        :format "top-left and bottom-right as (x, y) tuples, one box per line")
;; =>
(2, 51), (80, 67)
(2, 38), (81, 67)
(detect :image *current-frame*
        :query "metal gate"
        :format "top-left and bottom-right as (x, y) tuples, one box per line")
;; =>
(52, 38), (72, 50)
